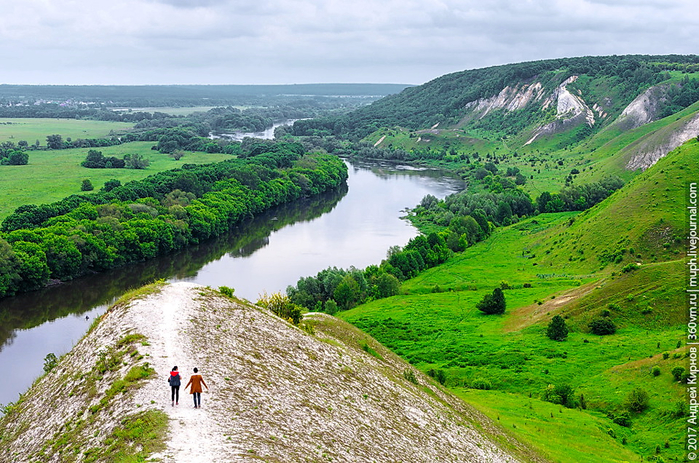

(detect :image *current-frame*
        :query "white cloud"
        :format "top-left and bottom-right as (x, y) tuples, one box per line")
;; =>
(0, 0), (696, 84)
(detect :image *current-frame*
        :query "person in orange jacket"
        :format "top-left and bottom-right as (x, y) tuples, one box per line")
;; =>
(185, 367), (209, 408)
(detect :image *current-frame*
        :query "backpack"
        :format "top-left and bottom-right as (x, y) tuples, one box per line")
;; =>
(168, 373), (181, 387)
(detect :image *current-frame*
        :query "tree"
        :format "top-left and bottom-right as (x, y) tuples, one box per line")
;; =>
(46, 134), (63, 150)
(82, 149), (105, 168)
(103, 179), (121, 192)
(125, 153), (150, 169)
(477, 287), (506, 314)
(546, 315), (569, 341)
(624, 387), (650, 413)
(5, 150), (29, 165)
(589, 318), (616, 335)
(81, 179), (94, 191)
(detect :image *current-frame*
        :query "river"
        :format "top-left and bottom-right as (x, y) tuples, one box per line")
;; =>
(0, 159), (463, 408)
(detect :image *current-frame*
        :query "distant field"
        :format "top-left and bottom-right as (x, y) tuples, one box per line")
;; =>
(0, 142), (231, 219)
(0, 118), (134, 144)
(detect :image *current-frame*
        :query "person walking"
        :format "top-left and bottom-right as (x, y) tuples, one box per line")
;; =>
(185, 367), (209, 408)
(168, 366), (181, 406)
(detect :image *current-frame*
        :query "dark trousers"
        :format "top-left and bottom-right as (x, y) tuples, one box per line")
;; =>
(193, 392), (201, 407)
(171, 386), (179, 403)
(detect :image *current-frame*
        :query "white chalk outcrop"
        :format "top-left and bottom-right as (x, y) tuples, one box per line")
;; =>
(0, 282), (540, 462)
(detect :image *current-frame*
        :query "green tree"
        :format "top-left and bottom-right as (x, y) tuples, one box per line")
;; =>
(125, 153), (150, 169)
(477, 287), (506, 314)
(546, 315), (569, 341)
(624, 387), (650, 413)
(81, 179), (94, 191)
(589, 318), (617, 335)
(6, 150), (29, 165)
(46, 134), (63, 150)
(103, 179), (121, 192)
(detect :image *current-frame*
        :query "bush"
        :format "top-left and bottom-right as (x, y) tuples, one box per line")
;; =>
(43, 353), (58, 373)
(624, 387), (650, 413)
(613, 411), (632, 427)
(542, 383), (576, 408)
(671, 366), (686, 382)
(546, 315), (569, 341)
(81, 179), (94, 191)
(218, 286), (235, 298)
(652, 366), (661, 377)
(256, 291), (302, 325)
(476, 287), (506, 314)
(403, 369), (418, 385)
(470, 378), (493, 390)
(427, 368), (447, 385)
(589, 318), (617, 335)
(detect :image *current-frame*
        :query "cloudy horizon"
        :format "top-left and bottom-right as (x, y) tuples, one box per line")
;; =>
(1, 0), (696, 86)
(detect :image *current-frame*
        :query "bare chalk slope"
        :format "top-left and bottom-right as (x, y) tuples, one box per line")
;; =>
(0, 282), (544, 462)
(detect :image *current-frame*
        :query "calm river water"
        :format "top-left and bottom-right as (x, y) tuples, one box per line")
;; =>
(0, 159), (463, 407)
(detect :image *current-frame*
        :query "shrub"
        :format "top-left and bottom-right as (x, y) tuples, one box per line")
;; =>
(81, 179), (94, 191)
(671, 366), (686, 382)
(476, 287), (506, 314)
(324, 299), (338, 315)
(403, 369), (418, 385)
(43, 353), (58, 373)
(471, 378), (493, 390)
(542, 383), (576, 408)
(613, 411), (632, 427)
(589, 318), (617, 335)
(218, 286), (235, 298)
(256, 291), (302, 325)
(624, 387), (650, 413)
(546, 315), (569, 341)
(652, 366), (661, 377)
(621, 263), (639, 273)
(427, 368), (447, 385)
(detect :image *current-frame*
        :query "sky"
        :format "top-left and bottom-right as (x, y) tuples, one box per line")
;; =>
(0, 0), (697, 86)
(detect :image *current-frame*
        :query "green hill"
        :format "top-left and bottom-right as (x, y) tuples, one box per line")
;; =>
(336, 140), (696, 462)
(292, 54), (699, 195)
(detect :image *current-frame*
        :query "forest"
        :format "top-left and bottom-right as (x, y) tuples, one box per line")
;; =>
(0, 143), (347, 298)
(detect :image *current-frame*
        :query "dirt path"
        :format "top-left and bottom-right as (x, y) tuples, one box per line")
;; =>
(130, 282), (224, 462)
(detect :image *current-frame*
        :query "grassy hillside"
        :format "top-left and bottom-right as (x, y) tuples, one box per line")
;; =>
(337, 140), (695, 461)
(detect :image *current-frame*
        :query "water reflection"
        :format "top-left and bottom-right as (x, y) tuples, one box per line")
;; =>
(0, 160), (462, 407)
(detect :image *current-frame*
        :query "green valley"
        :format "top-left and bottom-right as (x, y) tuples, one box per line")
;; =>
(332, 126), (696, 462)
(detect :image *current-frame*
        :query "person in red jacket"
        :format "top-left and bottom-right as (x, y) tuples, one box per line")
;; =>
(185, 367), (209, 408)
(168, 366), (181, 406)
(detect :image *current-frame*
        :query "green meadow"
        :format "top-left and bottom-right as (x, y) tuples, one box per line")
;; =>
(0, 118), (134, 144)
(338, 141), (695, 461)
(0, 141), (231, 219)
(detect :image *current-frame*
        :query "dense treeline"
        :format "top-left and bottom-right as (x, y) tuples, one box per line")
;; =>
(535, 177), (624, 212)
(0, 144), (347, 298)
(287, 231), (451, 313)
(292, 54), (699, 139)
(411, 176), (624, 240)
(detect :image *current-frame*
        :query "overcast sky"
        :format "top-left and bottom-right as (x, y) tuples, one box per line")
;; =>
(0, 0), (696, 86)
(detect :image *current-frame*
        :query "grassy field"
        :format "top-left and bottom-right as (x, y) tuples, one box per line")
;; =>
(0, 141), (231, 219)
(337, 141), (695, 461)
(0, 118), (134, 144)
